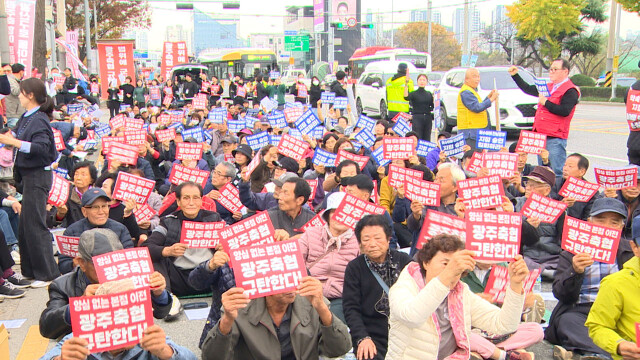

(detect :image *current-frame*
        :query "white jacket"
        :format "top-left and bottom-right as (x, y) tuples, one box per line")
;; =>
(386, 265), (525, 360)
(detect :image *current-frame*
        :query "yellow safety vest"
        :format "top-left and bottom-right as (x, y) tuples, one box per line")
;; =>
(457, 84), (488, 130)
(386, 76), (414, 113)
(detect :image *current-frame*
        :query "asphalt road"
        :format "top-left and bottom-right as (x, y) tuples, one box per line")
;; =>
(1, 102), (628, 359)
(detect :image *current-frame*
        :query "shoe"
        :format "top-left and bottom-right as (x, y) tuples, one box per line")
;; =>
(579, 354), (609, 360)
(30, 280), (51, 289)
(10, 250), (20, 265)
(506, 350), (534, 360)
(6, 272), (32, 288)
(0, 281), (26, 298)
(0, 295), (4, 302)
(553, 345), (574, 360)
(165, 294), (182, 320)
(523, 293), (545, 323)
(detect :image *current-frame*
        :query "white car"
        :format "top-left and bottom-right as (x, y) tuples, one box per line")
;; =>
(437, 66), (538, 133)
(355, 61), (429, 119)
(281, 69), (311, 90)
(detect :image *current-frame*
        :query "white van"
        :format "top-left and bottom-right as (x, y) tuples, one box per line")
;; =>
(355, 61), (431, 119)
(437, 66), (538, 133)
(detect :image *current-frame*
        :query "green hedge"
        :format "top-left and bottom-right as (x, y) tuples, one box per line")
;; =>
(579, 86), (629, 98)
(571, 74), (595, 86)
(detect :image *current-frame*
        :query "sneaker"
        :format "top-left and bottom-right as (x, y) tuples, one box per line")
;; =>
(579, 354), (609, 360)
(30, 280), (51, 289)
(6, 272), (32, 288)
(506, 350), (534, 360)
(165, 294), (182, 320)
(523, 294), (545, 324)
(553, 345), (574, 360)
(0, 281), (26, 298)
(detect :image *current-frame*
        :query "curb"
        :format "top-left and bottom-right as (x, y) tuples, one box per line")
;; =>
(580, 101), (625, 106)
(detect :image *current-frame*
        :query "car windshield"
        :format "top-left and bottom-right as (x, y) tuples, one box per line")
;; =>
(479, 70), (536, 90)
(618, 78), (637, 87)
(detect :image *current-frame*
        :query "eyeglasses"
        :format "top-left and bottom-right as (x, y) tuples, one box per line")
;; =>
(213, 170), (230, 178)
(85, 204), (109, 211)
(549, 68), (566, 73)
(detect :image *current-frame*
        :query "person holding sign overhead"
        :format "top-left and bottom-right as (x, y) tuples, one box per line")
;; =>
(457, 68), (498, 149)
(509, 60), (580, 176)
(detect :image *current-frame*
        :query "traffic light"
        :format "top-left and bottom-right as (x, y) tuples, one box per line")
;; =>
(330, 22), (345, 29)
(361, 24), (374, 29)
(176, 3), (193, 9)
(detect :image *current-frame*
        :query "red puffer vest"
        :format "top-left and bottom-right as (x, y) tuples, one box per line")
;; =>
(533, 80), (579, 139)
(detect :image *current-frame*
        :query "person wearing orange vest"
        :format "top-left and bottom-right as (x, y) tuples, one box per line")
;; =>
(456, 68), (498, 148)
(509, 59), (580, 176)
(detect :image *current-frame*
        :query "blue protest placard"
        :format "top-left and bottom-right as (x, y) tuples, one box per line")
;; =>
(372, 146), (391, 167)
(245, 115), (260, 128)
(182, 127), (204, 142)
(208, 108), (226, 124)
(440, 133), (466, 157)
(119, 103), (129, 113)
(260, 97), (278, 113)
(433, 89), (442, 130)
(333, 97), (348, 109)
(310, 126), (325, 140)
(269, 71), (280, 79)
(295, 109), (321, 136)
(267, 110), (287, 128)
(321, 92), (335, 104)
(354, 128), (376, 148)
(246, 109), (260, 117)
(288, 128), (303, 139)
(535, 78), (550, 97)
(54, 167), (69, 179)
(476, 130), (507, 151)
(352, 142), (363, 152)
(392, 118), (411, 137)
(203, 130), (213, 142)
(168, 122), (184, 133)
(284, 102), (304, 109)
(246, 132), (270, 151)
(67, 103), (83, 114)
(312, 148), (338, 167)
(416, 140), (438, 157)
(355, 114), (376, 132)
(95, 125), (111, 138)
(269, 135), (282, 146)
(83, 140), (98, 150)
(227, 120), (245, 134)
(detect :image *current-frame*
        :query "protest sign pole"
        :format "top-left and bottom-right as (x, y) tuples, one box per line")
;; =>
(494, 78), (501, 132)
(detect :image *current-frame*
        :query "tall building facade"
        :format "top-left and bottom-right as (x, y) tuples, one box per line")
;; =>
(193, 10), (243, 57)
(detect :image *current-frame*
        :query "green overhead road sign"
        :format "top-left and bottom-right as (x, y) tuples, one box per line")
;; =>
(284, 35), (309, 52)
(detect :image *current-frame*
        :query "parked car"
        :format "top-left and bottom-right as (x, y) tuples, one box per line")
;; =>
(281, 69), (311, 90)
(595, 76), (637, 87)
(437, 66), (538, 133)
(426, 71), (445, 86)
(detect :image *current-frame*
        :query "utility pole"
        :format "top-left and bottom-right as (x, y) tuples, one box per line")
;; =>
(391, 0), (394, 47)
(427, 0), (432, 55)
(57, 0), (66, 69)
(327, 3), (334, 72)
(0, 0), (10, 62)
(463, 0), (470, 61)
(93, 1), (98, 44)
(612, 2), (621, 99)
(84, 0), (92, 73)
(605, 1), (617, 76)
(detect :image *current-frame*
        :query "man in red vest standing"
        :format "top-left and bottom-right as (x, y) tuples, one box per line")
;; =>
(508, 60), (579, 176)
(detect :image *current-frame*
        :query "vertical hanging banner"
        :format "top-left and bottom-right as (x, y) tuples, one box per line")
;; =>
(161, 41), (188, 82)
(5, 0), (36, 78)
(97, 40), (135, 99)
(65, 30), (84, 81)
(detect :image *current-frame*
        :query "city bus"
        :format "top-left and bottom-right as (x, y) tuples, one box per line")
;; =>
(348, 47), (432, 81)
(198, 48), (278, 81)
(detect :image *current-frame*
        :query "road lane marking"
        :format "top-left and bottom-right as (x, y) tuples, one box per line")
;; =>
(574, 153), (628, 163)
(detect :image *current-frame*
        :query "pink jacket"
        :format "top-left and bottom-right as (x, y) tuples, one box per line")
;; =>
(298, 225), (360, 299)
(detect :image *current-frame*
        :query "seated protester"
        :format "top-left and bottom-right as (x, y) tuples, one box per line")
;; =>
(342, 174), (399, 249)
(60, 188), (133, 274)
(550, 153), (601, 221)
(200, 276), (352, 360)
(298, 192), (360, 323)
(0, 231), (31, 298)
(144, 182), (222, 302)
(585, 216), (640, 360)
(545, 198), (633, 360)
(342, 214), (412, 360)
(274, 156), (300, 181)
(249, 144), (278, 193)
(41, 280), (193, 360)
(129, 169), (163, 236)
(158, 182), (218, 218)
(386, 234), (529, 360)
(317, 159), (362, 212)
(232, 143), (252, 176)
(603, 177), (640, 239)
(139, 136), (168, 188)
(239, 171), (297, 212)
(426, 131), (452, 171)
(39, 228), (172, 339)
(50, 122), (88, 172)
(513, 166), (564, 275)
(47, 161), (97, 228)
(96, 172), (141, 245)
(322, 138), (362, 192)
(203, 162), (241, 224)
(268, 177), (315, 240)
(504, 142), (543, 198)
(215, 136), (237, 165)
(159, 154), (210, 195)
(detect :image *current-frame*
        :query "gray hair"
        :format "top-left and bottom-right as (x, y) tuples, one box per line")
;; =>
(218, 161), (237, 178)
(437, 162), (466, 186)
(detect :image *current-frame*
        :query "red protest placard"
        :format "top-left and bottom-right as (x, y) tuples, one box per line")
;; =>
(371, 181), (379, 204)
(558, 176), (600, 202)
(636, 323), (640, 347)
(594, 167), (638, 189)
(388, 164), (424, 188)
(158, 114), (171, 126)
(124, 130), (146, 146)
(192, 95), (207, 110)
(56, 235), (80, 258)
(284, 107), (304, 123)
(520, 192), (568, 223)
(416, 210), (466, 250)
(306, 179), (318, 208)
(382, 137), (416, 160)
(155, 128), (176, 143)
(515, 130), (547, 154)
(101, 136), (125, 155)
(161, 41), (187, 80)
(218, 183), (245, 213)
(220, 211), (276, 252)
(334, 149), (369, 170)
(484, 266), (542, 303)
(175, 142), (203, 161)
(97, 42), (134, 99)
(48, 174), (71, 207)
(168, 164), (209, 188)
(561, 216), (621, 264)
(466, 210), (522, 262)
(109, 114), (126, 130)
(69, 287), (153, 353)
(331, 193), (386, 229)
(180, 221), (226, 248)
(301, 213), (326, 232)
(457, 175), (505, 210)
(391, 112), (412, 123)
(162, 94), (173, 107)
(466, 151), (484, 173)
(93, 248), (154, 288)
(112, 172), (155, 205)
(53, 128), (65, 151)
(133, 204), (156, 223)
(107, 142), (139, 166)
(230, 239), (306, 299)
(201, 81), (210, 93)
(124, 117), (144, 131)
(277, 134), (310, 161)
(626, 90), (640, 131)
(245, 151), (261, 178)
(483, 152), (518, 178)
(404, 176), (441, 207)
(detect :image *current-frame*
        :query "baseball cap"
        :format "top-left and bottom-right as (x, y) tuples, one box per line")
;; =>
(78, 228), (123, 261)
(590, 197), (628, 221)
(232, 144), (253, 160)
(275, 157), (300, 174)
(81, 188), (111, 207)
(273, 172), (299, 187)
(322, 192), (346, 222)
(632, 214), (640, 244)
(341, 174), (374, 193)
(221, 136), (237, 144)
(524, 166), (556, 187)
